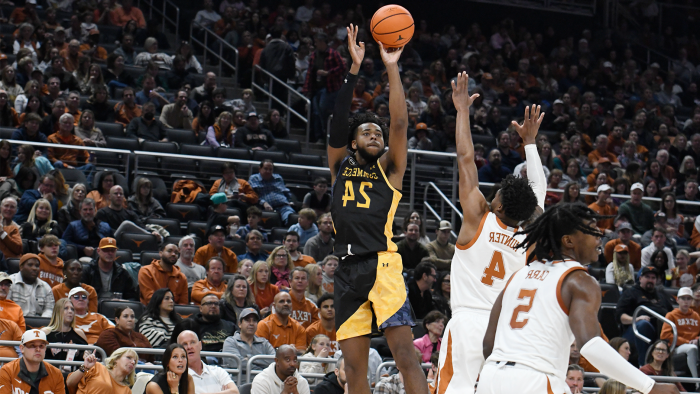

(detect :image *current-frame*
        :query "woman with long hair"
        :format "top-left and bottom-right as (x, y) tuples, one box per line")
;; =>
(618, 140), (643, 169)
(104, 53), (136, 94)
(624, 161), (644, 186)
(18, 94), (45, 124)
(191, 101), (215, 137)
(87, 171), (121, 210)
(20, 198), (59, 241)
(138, 288), (181, 348)
(304, 264), (323, 303)
(237, 258), (254, 278)
(128, 177), (166, 222)
(659, 192), (686, 243)
(263, 109), (288, 139)
(649, 249), (671, 286)
(644, 159), (672, 192)
(605, 244), (634, 289)
(644, 180), (662, 210)
(41, 298), (89, 369)
(220, 274), (257, 323)
(599, 380), (627, 394)
(146, 343), (194, 394)
(204, 111), (234, 148)
(13, 144), (52, 177)
(67, 347), (139, 394)
(80, 64), (108, 97)
(406, 86), (427, 118)
(418, 94), (446, 130)
(560, 182), (584, 204)
(83, 84), (115, 123)
(266, 245), (294, 290)
(177, 41), (202, 74)
(537, 140), (555, 169)
(95, 306), (154, 360)
(0, 140), (12, 179)
(612, 178), (630, 207)
(74, 110), (107, 148)
(51, 169), (70, 209)
(402, 211), (430, 245)
(249, 260), (279, 316)
(57, 184), (87, 234)
(74, 55), (92, 83)
(0, 66), (24, 106)
(15, 166), (37, 194)
(640, 339), (685, 392)
(0, 90), (19, 128)
(14, 80), (41, 114)
(609, 337), (631, 361)
(432, 272), (451, 319)
(560, 158), (587, 188)
(300, 334), (333, 383)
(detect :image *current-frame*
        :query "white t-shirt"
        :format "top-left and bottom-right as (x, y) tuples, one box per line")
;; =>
(194, 10), (221, 28)
(640, 244), (675, 272)
(189, 363), (234, 394)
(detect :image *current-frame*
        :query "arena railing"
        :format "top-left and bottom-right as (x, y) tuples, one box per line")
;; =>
(423, 182), (461, 238)
(251, 65), (311, 143)
(190, 22), (239, 85)
(374, 361), (433, 387)
(633, 305), (678, 353)
(0, 341), (107, 360)
(136, 0), (180, 39)
(122, 347), (243, 384)
(245, 355), (337, 384)
(657, 2), (700, 36)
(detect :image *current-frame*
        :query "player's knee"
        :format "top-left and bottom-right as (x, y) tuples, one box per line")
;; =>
(393, 347), (422, 370)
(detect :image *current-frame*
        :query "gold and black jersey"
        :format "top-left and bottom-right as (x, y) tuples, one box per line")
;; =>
(331, 156), (402, 257)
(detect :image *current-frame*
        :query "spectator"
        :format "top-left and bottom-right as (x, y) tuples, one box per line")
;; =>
(70, 286), (115, 344)
(432, 271), (451, 319)
(47, 113), (95, 181)
(259, 29), (296, 107)
(256, 292), (306, 351)
(263, 109), (288, 139)
(239, 230), (270, 262)
(19, 198), (59, 243)
(87, 172), (119, 210)
(641, 228), (675, 273)
(407, 262), (436, 319)
(618, 183), (655, 235)
(192, 72), (217, 104)
(304, 32), (344, 143)
(288, 209), (318, 247)
(0, 197), (22, 258)
(672, 250), (699, 288)
(302, 178), (331, 217)
(305, 292), (337, 353)
(305, 264), (324, 303)
(413, 310), (445, 362)
(235, 112), (276, 151)
(203, 111), (234, 148)
(284, 232), (316, 267)
(206, 193), (241, 234)
(0, 317), (22, 358)
(605, 244), (635, 289)
(209, 162), (259, 211)
(222, 308), (275, 372)
(0, 90), (19, 128)
(320, 255), (336, 294)
(588, 184), (617, 233)
(0, 329), (65, 394)
(565, 365), (585, 394)
(236, 206), (268, 242)
(113, 35), (138, 66)
(252, 345), (310, 394)
(177, 330), (239, 394)
(51, 259), (98, 313)
(288, 267), (318, 328)
(40, 298), (89, 365)
(230, 89), (255, 114)
(96, 185), (163, 241)
(314, 355), (345, 394)
(249, 160), (296, 225)
(67, 348), (141, 394)
(9, 253), (55, 317)
(160, 90), (194, 129)
(12, 113), (48, 155)
(374, 370), (408, 394)
(219, 274), (257, 323)
(303, 213), (334, 262)
(134, 38), (173, 69)
(660, 287), (699, 380)
(616, 266), (673, 365)
(114, 87), (141, 127)
(267, 245), (294, 289)
(139, 243), (189, 305)
(62, 198), (112, 258)
(0, 272), (25, 330)
(137, 288), (181, 348)
(640, 339), (685, 392)
(145, 343), (195, 394)
(604, 221), (642, 270)
(81, 237), (138, 301)
(176, 236), (206, 290)
(188, 293), (236, 352)
(300, 334), (333, 383)
(250, 260), (279, 315)
(126, 101), (168, 142)
(46, 56), (79, 91)
(408, 123), (433, 151)
(109, 0), (145, 27)
(478, 149), (511, 183)
(193, 0), (221, 30)
(423, 220), (455, 271)
(37, 235), (63, 288)
(396, 223), (430, 271)
(194, 224), (239, 273)
(75, 109), (108, 146)
(128, 177), (165, 222)
(191, 257), (227, 304)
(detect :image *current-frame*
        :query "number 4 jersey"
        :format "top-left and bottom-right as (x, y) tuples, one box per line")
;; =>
(452, 212), (526, 311)
(331, 156), (402, 257)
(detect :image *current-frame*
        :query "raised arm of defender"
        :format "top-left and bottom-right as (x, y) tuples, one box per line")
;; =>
(512, 105), (546, 214)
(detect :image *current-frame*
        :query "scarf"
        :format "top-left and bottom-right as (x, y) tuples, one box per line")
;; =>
(272, 266), (290, 288)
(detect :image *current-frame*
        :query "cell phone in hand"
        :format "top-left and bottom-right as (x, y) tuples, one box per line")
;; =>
(89, 152), (95, 162)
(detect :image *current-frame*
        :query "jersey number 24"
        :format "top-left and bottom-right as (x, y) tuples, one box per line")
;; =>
(342, 180), (372, 208)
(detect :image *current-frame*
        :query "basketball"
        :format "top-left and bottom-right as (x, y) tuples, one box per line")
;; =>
(370, 4), (414, 49)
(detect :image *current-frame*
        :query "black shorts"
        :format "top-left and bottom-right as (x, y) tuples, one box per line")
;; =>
(334, 251), (414, 341)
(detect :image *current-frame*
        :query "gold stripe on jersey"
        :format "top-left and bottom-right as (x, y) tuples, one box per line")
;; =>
(378, 161), (401, 253)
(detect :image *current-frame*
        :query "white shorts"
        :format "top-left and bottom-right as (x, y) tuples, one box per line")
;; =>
(475, 362), (570, 394)
(433, 308), (490, 394)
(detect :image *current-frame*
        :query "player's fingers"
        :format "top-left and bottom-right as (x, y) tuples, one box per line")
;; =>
(359, 42), (365, 50)
(470, 93), (480, 101)
(537, 112), (545, 124)
(524, 105), (530, 121)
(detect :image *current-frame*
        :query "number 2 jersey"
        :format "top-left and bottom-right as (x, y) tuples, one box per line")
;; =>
(331, 156), (402, 257)
(452, 212), (526, 311)
(487, 259), (586, 376)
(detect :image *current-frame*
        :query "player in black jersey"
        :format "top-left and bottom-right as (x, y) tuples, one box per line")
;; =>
(327, 25), (429, 394)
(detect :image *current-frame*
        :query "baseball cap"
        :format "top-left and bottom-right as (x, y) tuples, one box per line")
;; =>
(603, 61), (613, 68)
(415, 123), (428, 130)
(650, 62), (660, 69)
(247, 112), (258, 119)
(597, 157), (611, 164)
(482, 73), (493, 80)
(68, 286), (89, 298)
(614, 104), (625, 111)
(99, 238), (118, 249)
(208, 224), (226, 237)
(19, 253), (39, 266)
(614, 244), (628, 253)
(0, 54), (7, 61)
(640, 266), (659, 277)
(617, 222), (633, 232)
(438, 220), (452, 231)
(553, 99), (564, 105)
(0, 272), (12, 284)
(238, 307), (260, 322)
(597, 184), (612, 193)
(630, 182), (644, 192)
(211, 192), (227, 205)
(21, 329), (48, 345)
(678, 287), (694, 298)
(54, 27), (65, 34)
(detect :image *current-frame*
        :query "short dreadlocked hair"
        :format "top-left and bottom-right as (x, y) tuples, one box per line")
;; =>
(347, 112), (389, 150)
(499, 175), (538, 222)
(515, 202), (608, 264)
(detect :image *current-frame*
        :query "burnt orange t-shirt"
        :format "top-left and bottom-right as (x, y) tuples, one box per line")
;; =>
(194, 244), (239, 273)
(191, 279), (226, 305)
(292, 254), (316, 268)
(38, 254), (64, 288)
(0, 318), (21, 358)
(52, 283), (98, 313)
(252, 282), (279, 310)
(588, 202), (618, 232)
(290, 292), (319, 328)
(0, 299), (25, 331)
(69, 361), (132, 394)
(255, 313), (306, 352)
(75, 312), (114, 344)
(305, 320), (337, 356)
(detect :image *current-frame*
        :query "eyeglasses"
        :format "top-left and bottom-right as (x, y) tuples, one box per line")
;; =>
(71, 294), (88, 300)
(276, 254), (287, 258)
(654, 348), (668, 353)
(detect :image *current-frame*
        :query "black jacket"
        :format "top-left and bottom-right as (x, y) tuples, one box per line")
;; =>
(314, 371), (344, 394)
(81, 260), (138, 301)
(408, 280), (433, 320)
(259, 39), (296, 81)
(615, 283), (674, 326)
(192, 313), (237, 352)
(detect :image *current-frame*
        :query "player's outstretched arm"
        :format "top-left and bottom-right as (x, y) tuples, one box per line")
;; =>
(482, 288), (504, 360)
(327, 24), (364, 184)
(565, 271), (678, 394)
(512, 105), (546, 216)
(377, 42), (408, 184)
(453, 72), (489, 246)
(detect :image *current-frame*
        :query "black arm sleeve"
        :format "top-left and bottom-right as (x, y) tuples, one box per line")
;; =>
(328, 72), (359, 149)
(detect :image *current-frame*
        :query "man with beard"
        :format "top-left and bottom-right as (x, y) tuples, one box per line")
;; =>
(9, 254), (55, 317)
(138, 243), (188, 305)
(177, 330), (239, 394)
(313, 355), (346, 394)
(616, 266), (674, 366)
(252, 345), (310, 394)
(477, 149), (511, 183)
(326, 26), (429, 394)
(256, 292), (306, 351)
(96, 185), (162, 242)
(188, 293), (236, 352)
(62, 198), (112, 258)
(81, 238), (138, 301)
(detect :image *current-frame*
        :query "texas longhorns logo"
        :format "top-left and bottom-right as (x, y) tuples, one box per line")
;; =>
(132, 239), (146, 248)
(601, 290), (608, 298)
(177, 210), (190, 219)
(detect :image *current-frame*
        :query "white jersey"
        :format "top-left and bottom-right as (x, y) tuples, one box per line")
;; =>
(452, 212), (526, 311)
(487, 259), (587, 376)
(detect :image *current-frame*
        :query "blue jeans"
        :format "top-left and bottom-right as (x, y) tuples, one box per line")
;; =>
(53, 162), (95, 186)
(623, 320), (656, 366)
(274, 204), (296, 226)
(311, 88), (338, 141)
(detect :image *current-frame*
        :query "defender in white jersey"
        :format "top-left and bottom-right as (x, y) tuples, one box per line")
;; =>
(432, 73), (546, 394)
(478, 203), (677, 394)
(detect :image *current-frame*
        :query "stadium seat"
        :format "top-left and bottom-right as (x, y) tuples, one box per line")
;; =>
(7, 258), (19, 274)
(0, 128), (14, 139)
(239, 383), (252, 394)
(472, 134), (497, 152)
(140, 251), (161, 266)
(115, 249), (134, 263)
(146, 218), (182, 236)
(309, 169), (331, 182)
(260, 211), (282, 229)
(58, 168), (87, 187)
(96, 122), (125, 138)
(25, 316), (50, 329)
(132, 175), (169, 204)
(143, 141), (178, 154)
(187, 221), (209, 239)
(163, 157), (198, 178)
(262, 243), (277, 253)
(65, 244), (78, 260)
(167, 203), (202, 222)
(167, 129), (197, 145)
(289, 153), (323, 167)
(217, 148), (252, 160)
(100, 300), (145, 320)
(287, 184), (313, 202)
(275, 167), (309, 184)
(174, 304), (200, 319)
(123, 65), (146, 81)
(107, 137), (140, 151)
(665, 287), (680, 303)
(253, 150), (288, 164)
(200, 160), (225, 179)
(223, 273), (235, 283)
(94, 151), (125, 170)
(275, 139), (302, 154)
(269, 228), (288, 244)
(227, 239), (246, 255)
(118, 233), (159, 254)
(181, 144), (214, 157)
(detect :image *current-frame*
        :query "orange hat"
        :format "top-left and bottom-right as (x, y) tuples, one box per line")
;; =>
(19, 253), (39, 266)
(99, 238), (118, 249)
(614, 244), (628, 253)
(0, 54), (7, 61)
(416, 123), (428, 130)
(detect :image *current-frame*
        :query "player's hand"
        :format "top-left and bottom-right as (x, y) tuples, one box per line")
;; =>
(511, 104), (544, 146)
(377, 41), (403, 66)
(346, 23), (365, 66)
(649, 382), (680, 394)
(451, 72), (479, 113)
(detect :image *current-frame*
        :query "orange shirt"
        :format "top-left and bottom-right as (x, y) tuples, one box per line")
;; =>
(75, 312), (114, 344)
(191, 278), (226, 305)
(194, 244), (238, 273)
(292, 254), (316, 268)
(0, 359), (65, 394)
(0, 299), (25, 331)
(109, 6), (146, 28)
(604, 239), (642, 270)
(305, 320), (337, 356)
(661, 309), (700, 345)
(0, 223), (22, 258)
(59, 50), (80, 73)
(69, 360), (132, 394)
(47, 133), (88, 167)
(290, 292), (319, 328)
(38, 253), (64, 288)
(79, 44), (108, 61)
(52, 283), (98, 313)
(252, 282), (279, 310)
(672, 265), (699, 288)
(114, 102), (142, 126)
(255, 313), (307, 352)
(587, 149), (619, 167)
(351, 91), (373, 112)
(588, 202), (618, 232)
(138, 260), (189, 305)
(0, 318), (21, 358)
